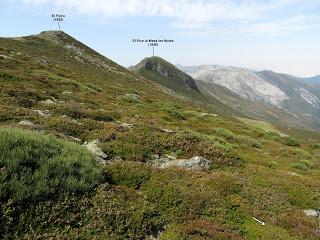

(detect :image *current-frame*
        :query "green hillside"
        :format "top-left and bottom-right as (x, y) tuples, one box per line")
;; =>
(0, 31), (319, 239)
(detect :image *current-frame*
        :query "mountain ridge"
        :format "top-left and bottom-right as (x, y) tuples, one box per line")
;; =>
(178, 64), (320, 122)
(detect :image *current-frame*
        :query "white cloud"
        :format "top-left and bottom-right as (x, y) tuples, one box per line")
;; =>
(14, 0), (320, 34)
(239, 15), (320, 35)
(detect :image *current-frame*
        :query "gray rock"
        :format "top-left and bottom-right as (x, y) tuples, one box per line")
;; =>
(40, 97), (63, 105)
(70, 118), (82, 125)
(303, 209), (320, 217)
(33, 109), (51, 117)
(83, 140), (107, 164)
(69, 136), (82, 143)
(18, 120), (34, 127)
(40, 99), (56, 105)
(161, 128), (174, 133)
(164, 154), (176, 160)
(153, 156), (211, 171)
(119, 123), (134, 129)
(200, 112), (218, 117)
(0, 55), (11, 59)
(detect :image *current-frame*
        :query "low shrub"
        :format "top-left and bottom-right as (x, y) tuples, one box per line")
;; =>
(168, 110), (186, 120)
(53, 103), (114, 122)
(106, 161), (152, 189)
(179, 130), (204, 142)
(54, 102), (86, 119)
(310, 143), (320, 149)
(80, 118), (104, 131)
(86, 110), (114, 122)
(238, 135), (261, 148)
(0, 128), (102, 203)
(184, 219), (242, 240)
(45, 117), (84, 137)
(214, 128), (238, 143)
(5, 87), (46, 108)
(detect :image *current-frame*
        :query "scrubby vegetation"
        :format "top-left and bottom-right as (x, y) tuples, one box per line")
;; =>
(0, 128), (102, 203)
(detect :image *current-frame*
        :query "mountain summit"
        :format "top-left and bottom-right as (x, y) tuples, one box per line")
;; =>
(131, 56), (199, 92)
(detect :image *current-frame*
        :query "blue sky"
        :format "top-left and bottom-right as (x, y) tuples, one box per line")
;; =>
(1, 0), (320, 77)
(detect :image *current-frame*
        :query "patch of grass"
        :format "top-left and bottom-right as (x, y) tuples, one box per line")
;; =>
(214, 128), (238, 143)
(268, 161), (279, 169)
(122, 94), (142, 103)
(179, 129), (204, 142)
(86, 109), (114, 122)
(310, 143), (320, 150)
(0, 71), (19, 82)
(291, 160), (314, 171)
(279, 136), (301, 147)
(85, 83), (103, 92)
(0, 127), (102, 203)
(33, 70), (96, 92)
(237, 117), (283, 135)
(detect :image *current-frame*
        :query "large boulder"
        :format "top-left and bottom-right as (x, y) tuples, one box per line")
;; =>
(153, 156), (211, 171)
(18, 120), (34, 127)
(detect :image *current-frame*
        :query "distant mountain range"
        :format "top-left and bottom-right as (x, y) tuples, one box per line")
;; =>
(177, 64), (320, 128)
(303, 75), (320, 84)
(131, 58), (320, 130)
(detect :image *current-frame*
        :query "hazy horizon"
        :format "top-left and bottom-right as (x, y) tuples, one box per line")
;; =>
(1, 0), (319, 78)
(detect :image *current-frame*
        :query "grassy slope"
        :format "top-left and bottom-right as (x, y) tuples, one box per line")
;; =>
(0, 31), (319, 239)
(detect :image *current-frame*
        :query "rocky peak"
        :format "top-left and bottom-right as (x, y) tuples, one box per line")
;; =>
(133, 57), (199, 91)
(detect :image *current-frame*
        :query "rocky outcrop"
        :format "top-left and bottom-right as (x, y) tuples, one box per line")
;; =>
(152, 155), (211, 171)
(145, 59), (198, 90)
(83, 140), (108, 164)
(132, 57), (199, 91)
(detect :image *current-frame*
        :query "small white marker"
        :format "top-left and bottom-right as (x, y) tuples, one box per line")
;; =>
(253, 217), (266, 226)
